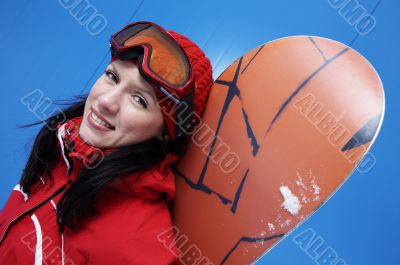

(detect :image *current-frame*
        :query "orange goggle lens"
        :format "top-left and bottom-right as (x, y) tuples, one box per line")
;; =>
(114, 25), (190, 87)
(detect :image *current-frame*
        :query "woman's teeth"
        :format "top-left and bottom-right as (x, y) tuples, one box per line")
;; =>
(92, 111), (114, 129)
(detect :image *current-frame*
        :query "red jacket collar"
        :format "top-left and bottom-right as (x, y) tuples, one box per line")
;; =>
(56, 116), (179, 201)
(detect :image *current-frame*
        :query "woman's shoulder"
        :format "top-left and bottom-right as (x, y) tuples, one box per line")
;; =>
(91, 187), (174, 233)
(109, 153), (179, 202)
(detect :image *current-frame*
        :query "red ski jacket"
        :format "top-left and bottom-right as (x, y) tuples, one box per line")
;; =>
(0, 122), (181, 264)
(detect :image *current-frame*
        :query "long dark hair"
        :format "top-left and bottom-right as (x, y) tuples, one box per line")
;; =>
(18, 94), (186, 233)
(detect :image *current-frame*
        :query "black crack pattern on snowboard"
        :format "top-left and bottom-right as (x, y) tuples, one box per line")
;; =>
(264, 47), (350, 138)
(241, 44), (265, 75)
(174, 57), (260, 212)
(221, 232), (285, 265)
(341, 113), (382, 151)
(308, 37), (328, 62)
(172, 166), (232, 205)
(214, 57), (260, 156)
(230, 168), (249, 213)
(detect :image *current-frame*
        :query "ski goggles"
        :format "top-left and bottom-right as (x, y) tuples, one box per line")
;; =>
(109, 21), (195, 140)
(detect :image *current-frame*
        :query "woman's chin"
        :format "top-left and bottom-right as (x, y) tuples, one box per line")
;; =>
(79, 126), (107, 148)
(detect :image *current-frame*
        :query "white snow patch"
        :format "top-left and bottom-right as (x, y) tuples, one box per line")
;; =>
(296, 170), (322, 202)
(280, 186), (302, 216)
(268, 223), (275, 231)
(310, 173), (321, 198)
(295, 172), (308, 190)
(280, 219), (292, 228)
(301, 195), (310, 203)
(244, 246), (249, 254)
(312, 183), (321, 195)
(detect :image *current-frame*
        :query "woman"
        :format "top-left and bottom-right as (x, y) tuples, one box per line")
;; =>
(0, 21), (213, 264)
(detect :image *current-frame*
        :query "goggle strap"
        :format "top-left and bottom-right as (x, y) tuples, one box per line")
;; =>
(159, 86), (181, 104)
(175, 88), (195, 139)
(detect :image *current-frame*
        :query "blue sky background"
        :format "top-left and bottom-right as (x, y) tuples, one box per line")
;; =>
(0, 0), (398, 264)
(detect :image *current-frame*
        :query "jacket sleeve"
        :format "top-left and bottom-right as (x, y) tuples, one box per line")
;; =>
(122, 199), (181, 265)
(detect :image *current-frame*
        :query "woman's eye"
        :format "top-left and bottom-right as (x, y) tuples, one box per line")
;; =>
(105, 70), (118, 83)
(132, 95), (148, 109)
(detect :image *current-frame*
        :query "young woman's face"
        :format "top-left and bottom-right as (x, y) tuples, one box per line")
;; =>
(79, 60), (164, 148)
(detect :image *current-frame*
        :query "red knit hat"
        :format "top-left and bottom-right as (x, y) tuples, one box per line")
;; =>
(163, 30), (213, 140)
(110, 26), (213, 142)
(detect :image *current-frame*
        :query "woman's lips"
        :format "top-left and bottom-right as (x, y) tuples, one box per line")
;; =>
(87, 110), (115, 132)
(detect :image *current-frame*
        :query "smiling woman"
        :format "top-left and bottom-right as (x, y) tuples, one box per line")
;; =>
(80, 59), (165, 148)
(0, 21), (213, 265)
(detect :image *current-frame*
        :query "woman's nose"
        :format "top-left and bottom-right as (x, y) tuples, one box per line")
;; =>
(97, 90), (120, 115)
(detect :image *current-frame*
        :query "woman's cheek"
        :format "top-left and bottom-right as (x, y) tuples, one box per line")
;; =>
(124, 112), (150, 132)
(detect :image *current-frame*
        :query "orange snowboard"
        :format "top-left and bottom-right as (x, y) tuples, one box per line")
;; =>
(170, 36), (384, 265)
